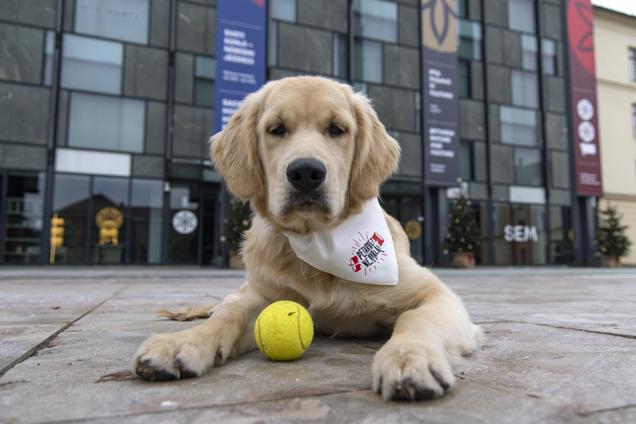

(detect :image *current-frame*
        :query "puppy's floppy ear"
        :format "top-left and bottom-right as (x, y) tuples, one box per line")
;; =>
(210, 90), (264, 201)
(349, 92), (401, 202)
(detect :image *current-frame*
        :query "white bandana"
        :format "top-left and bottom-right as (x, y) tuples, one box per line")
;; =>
(284, 198), (399, 285)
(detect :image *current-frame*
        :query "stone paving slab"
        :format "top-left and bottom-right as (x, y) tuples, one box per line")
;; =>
(0, 269), (635, 423)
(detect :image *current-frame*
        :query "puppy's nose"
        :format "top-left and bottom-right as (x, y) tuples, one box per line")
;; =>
(286, 158), (326, 192)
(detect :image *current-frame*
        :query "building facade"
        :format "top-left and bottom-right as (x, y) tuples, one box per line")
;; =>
(594, 6), (636, 264)
(0, 0), (588, 266)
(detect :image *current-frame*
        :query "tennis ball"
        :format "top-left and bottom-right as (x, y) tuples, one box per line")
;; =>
(254, 300), (314, 361)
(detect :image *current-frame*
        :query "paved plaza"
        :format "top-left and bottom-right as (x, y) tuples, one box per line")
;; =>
(0, 267), (635, 423)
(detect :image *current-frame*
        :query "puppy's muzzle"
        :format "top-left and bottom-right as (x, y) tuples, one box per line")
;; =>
(286, 158), (326, 193)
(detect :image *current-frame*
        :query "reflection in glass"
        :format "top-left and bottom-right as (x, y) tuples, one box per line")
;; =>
(131, 179), (163, 263)
(353, 0), (398, 43)
(458, 20), (482, 60)
(354, 39), (382, 83)
(92, 176), (128, 264)
(2, 173), (45, 264)
(511, 70), (539, 109)
(500, 106), (538, 146)
(270, 0), (296, 23)
(521, 35), (538, 71)
(194, 56), (215, 107)
(68, 92), (145, 153)
(508, 0), (535, 34)
(493, 202), (547, 265)
(75, 0), (149, 44)
(61, 34), (123, 94)
(514, 148), (542, 186)
(541, 39), (557, 75)
(52, 173), (90, 264)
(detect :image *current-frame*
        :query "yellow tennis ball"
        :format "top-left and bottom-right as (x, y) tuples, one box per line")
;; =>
(254, 300), (314, 361)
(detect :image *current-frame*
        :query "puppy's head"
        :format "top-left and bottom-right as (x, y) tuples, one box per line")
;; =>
(211, 76), (400, 232)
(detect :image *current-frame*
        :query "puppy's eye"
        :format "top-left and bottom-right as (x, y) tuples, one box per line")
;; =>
(328, 123), (345, 137)
(269, 124), (287, 137)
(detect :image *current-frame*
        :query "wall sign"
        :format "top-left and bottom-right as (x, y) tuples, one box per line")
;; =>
(420, 0), (460, 186)
(504, 225), (539, 243)
(566, 0), (603, 196)
(213, 0), (266, 133)
(172, 210), (198, 235)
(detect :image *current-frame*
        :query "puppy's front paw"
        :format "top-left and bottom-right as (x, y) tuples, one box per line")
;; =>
(372, 338), (455, 401)
(133, 328), (225, 382)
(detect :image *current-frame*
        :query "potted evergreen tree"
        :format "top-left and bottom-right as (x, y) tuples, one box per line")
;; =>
(224, 199), (252, 269)
(444, 196), (481, 268)
(597, 205), (631, 267)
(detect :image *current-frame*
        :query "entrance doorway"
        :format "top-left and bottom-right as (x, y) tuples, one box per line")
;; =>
(381, 194), (423, 263)
(493, 202), (547, 265)
(167, 181), (220, 265)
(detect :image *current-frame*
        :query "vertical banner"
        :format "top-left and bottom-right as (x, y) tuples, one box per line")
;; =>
(214, 0), (267, 133)
(420, 0), (460, 186)
(566, 0), (603, 196)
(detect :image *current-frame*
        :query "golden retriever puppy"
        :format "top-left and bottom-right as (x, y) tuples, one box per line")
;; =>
(133, 76), (482, 401)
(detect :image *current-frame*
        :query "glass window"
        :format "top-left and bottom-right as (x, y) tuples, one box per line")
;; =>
(508, 0), (535, 34)
(514, 147), (542, 186)
(632, 104), (636, 139)
(457, 0), (469, 18)
(458, 20), (482, 60)
(458, 59), (471, 98)
(353, 0), (398, 43)
(511, 70), (539, 108)
(460, 141), (474, 181)
(68, 92), (145, 153)
(194, 56), (215, 108)
(92, 176), (128, 264)
(3, 174), (45, 264)
(268, 20), (278, 66)
(629, 47), (636, 82)
(52, 173), (90, 264)
(333, 33), (348, 79)
(494, 202), (546, 265)
(500, 106), (538, 146)
(131, 178), (163, 263)
(61, 34), (123, 95)
(521, 35), (537, 71)
(43, 31), (55, 86)
(75, 0), (149, 44)
(270, 0), (296, 22)
(542, 39), (557, 75)
(415, 92), (422, 133)
(354, 39), (382, 83)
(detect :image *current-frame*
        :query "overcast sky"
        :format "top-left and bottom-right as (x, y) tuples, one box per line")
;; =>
(592, 0), (636, 17)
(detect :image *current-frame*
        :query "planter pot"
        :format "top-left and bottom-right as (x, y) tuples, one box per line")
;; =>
(602, 255), (621, 268)
(452, 252), (476, 269)
(228, 250), (245, 269)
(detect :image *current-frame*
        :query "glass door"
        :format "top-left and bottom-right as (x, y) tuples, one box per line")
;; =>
(169, 183), (201, 264)
(381, 194), (424, 263)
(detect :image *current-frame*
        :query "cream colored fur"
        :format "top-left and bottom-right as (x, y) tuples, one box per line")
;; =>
(133, 76), (482, 401)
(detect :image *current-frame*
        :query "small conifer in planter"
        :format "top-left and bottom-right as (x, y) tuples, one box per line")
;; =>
(224, 199), (252, 269)
(597, 205), (631, 267)
(443, 196), (481, 268)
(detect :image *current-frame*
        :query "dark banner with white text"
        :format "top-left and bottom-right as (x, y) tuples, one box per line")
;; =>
(420, 0), (460, 186)
(566, 0), (603, 196)
(214, 0), (266, 133)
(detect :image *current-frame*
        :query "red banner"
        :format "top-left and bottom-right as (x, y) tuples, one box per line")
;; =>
(566, 0), (603, 196)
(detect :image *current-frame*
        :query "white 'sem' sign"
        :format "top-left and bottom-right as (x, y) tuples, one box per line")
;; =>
(504, 225), (538, 242)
